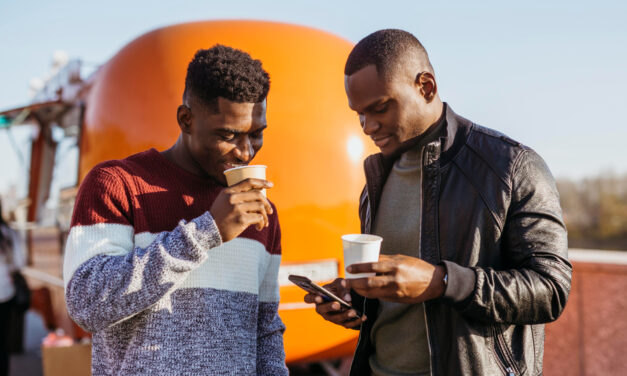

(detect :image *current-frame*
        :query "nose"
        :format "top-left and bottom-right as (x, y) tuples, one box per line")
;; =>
(234, 136), (255, 163)
(360, 114), (379, 136)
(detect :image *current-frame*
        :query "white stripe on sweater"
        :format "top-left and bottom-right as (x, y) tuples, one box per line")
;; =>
(64, 224), (280, 301)
(63, 223), (135, 287)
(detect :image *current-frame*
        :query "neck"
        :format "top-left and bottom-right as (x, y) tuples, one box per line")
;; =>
(162, 136), (206, 177)
(422, 98), (444, 132)
(386, 101), (447, 161)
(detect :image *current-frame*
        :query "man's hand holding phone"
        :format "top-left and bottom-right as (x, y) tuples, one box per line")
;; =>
(302, 278), (366, 329)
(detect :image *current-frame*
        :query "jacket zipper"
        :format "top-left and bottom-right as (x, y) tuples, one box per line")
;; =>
(420, 145), (434, 376)
(492, 325), (519, 376)
(350, 190), (371, 374)
(353, 299), (366, 357)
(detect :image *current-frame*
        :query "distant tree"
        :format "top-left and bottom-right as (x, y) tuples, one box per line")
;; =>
(557, 173), (627, 250)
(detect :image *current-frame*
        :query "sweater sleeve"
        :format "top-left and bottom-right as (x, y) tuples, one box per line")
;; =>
(256, 208), (288, 375)
(63, 166), (222, 332)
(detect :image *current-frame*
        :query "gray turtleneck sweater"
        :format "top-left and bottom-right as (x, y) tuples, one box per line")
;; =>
(369, 146), (430, 376)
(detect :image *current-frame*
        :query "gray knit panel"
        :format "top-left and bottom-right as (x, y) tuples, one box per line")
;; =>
(257, 302), (288, 375)
(65, 211), (221, 332)
(91, 288), (277, 375)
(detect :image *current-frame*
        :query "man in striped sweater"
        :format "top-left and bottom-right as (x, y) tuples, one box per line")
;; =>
(63, 45), (288, 375)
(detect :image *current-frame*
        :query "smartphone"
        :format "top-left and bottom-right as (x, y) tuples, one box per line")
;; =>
(288, 274), (362, 316)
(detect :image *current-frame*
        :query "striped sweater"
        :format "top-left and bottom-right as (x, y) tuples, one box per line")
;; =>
(63, 148), (288, 376)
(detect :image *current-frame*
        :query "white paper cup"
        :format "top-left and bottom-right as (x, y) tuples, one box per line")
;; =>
(223, 165), (267, 196)
(342, 234), (382, 279)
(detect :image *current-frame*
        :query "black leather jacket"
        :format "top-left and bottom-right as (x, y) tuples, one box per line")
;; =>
(350, 105), (572, 376)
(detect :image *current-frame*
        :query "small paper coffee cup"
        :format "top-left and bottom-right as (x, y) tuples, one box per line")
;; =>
(223, 165), (267, 196)
(341, 234), (382, 279)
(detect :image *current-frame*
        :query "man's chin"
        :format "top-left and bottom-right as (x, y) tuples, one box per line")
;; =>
(202, 169), (228, 186)
(379, 143), (401, 158)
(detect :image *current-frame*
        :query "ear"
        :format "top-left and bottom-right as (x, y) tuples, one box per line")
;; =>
(416, 72), (438, 103)
(177, 105), (192, 133)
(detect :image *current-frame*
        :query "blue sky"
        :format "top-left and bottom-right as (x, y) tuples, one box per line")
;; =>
(1, 0), (626, 195)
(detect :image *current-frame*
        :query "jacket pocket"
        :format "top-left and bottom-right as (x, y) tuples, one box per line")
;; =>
(490, 324), (525, 375)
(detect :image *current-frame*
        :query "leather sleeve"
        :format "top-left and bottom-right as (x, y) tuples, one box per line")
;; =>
(442, 148), (572, 325)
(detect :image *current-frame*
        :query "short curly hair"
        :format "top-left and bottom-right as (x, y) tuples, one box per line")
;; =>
(184, 45), (270, 109)
(345, 29), (433, 78)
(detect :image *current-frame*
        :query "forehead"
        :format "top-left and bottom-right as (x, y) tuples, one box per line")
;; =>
(345, 65), (396, 111)
(216, 97), (266, 121)
(194, 97), (266, 129)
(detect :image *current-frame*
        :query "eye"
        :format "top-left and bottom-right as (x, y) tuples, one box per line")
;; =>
(373, 103), (388, 114)
(221, 132), (235, 141)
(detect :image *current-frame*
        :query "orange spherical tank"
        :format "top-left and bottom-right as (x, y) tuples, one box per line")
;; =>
(80, 20), (378, 362)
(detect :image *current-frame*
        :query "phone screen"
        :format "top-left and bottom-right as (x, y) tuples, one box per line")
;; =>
(288, 274), (362, 316)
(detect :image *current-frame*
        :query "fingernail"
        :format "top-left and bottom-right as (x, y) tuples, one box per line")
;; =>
(344, 294), (351, 302)
(346, 266), (352, 273)
(348, 311), (356, 318)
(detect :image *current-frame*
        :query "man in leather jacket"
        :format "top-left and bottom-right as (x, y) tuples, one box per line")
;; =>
(304, 29), (572, 376)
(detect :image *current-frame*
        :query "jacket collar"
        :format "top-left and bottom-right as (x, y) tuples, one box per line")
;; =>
(440, 103), (472, 166)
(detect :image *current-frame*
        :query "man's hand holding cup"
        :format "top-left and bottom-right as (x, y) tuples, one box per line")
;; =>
(210, 166), (273, 242)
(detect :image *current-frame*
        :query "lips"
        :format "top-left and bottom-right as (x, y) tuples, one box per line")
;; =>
(372, 135), (392, 148)
(223, 162), (247, 170)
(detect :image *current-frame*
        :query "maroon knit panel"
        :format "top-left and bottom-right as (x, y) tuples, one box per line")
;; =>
(71, 149), (281, 255)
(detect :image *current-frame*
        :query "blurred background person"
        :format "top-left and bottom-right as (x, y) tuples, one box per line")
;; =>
(0, 198), (25, 376)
